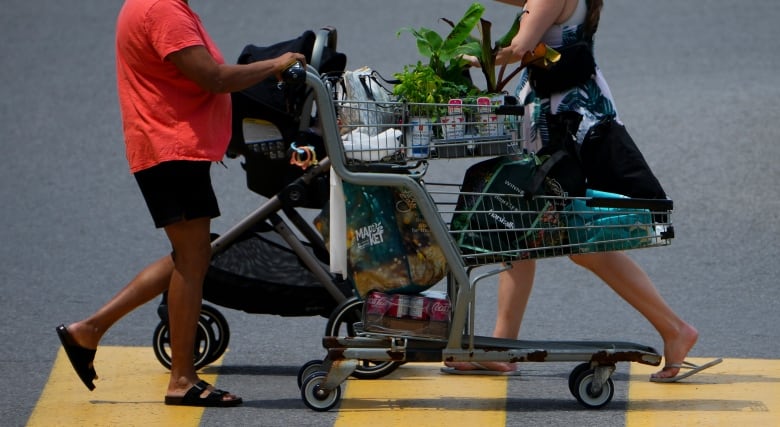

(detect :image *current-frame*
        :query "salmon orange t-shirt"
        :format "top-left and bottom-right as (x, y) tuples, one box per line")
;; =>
(115, 0), (231, 173)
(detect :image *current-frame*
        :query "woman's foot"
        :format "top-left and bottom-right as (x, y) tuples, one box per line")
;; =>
(651, 323), (699, 380)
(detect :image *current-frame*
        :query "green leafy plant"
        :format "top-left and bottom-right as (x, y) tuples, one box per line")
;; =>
(396, 2), (525, 97)
(396, 3), (485, 90)
(392, 62), (470, 116)
(447, 8), (524, 94)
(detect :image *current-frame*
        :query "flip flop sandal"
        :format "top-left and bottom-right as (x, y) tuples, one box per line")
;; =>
(649, 358), (723, 383)
(440, 362), (522, 376)
(165, 380), (243, 407)
(56, 324), (97, 391)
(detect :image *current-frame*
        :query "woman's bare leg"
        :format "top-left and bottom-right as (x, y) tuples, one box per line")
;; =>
(569, 252), (698, 379)
(446, 260), (536, 372)
(493, 259), (536, 339)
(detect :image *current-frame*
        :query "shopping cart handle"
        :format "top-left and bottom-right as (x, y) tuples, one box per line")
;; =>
(585, 197), (673, 211)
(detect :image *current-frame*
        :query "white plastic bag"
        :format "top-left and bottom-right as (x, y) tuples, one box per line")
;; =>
(342, 128), (402, 162)
(340, 66), (396, 136)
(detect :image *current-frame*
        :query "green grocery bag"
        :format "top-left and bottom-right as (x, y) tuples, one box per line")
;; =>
(450, 154), (569, 261)
(342, 182), (447, 297)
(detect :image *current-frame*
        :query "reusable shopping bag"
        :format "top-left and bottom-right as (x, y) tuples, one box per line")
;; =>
(565, 189), (655, 253)
(341, 183), (447, 297)
(450, 154), (569, 261)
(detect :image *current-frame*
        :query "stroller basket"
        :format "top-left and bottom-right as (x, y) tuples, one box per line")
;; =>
(205, 227), (350, 317)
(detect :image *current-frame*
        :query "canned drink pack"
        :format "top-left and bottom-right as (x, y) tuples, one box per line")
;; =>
(427, 297), (451, 322)
(408, 295), (427, 320)
(365, 291), (390, 315)
(387, 294), (410, 318)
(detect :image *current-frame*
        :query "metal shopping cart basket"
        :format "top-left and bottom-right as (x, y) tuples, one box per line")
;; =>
(296, 76), (672, 411)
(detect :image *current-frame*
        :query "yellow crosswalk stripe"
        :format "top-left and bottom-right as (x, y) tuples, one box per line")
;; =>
(31, 349), (779, 426)
(28, 346), (221, 427)
(627, 358), (780, 426)
(335, 363), (507, 426)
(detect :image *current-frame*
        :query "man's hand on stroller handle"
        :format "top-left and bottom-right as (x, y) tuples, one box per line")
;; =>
(275, 52), (307, 83)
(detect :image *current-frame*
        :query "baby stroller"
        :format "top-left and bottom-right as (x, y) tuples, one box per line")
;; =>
(150, 28), (400, 379)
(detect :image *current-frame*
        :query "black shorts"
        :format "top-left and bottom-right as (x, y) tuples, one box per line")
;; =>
(134, 160), (220, 228)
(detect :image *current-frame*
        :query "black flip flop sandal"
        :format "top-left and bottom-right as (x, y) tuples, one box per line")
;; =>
(55, 324), (97, 391)
(165, 380), (243, 407)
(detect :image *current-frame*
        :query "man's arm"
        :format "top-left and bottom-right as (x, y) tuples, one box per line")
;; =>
(167, 46), (305, 94)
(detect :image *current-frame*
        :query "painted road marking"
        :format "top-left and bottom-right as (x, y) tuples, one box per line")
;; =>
(628, 358), (780, 426)
(31, 351), (778, 426)
(335, 363), (507, 426)
(27, 346), (222, 427)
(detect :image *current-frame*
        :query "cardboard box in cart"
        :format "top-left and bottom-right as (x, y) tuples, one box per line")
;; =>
(363, 290), (451, 339)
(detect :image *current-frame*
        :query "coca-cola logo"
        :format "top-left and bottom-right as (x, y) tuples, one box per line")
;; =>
(367, 293), (389, 311)
(430, 300), (449, 314)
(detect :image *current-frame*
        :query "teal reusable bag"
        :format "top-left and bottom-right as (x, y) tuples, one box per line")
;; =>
(343, 182), (447, 297)
(566, 189), (654, 252)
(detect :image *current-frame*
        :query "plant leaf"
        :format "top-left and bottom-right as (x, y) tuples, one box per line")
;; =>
(441, 2), (484, 52)
(495, 11), (523, 48)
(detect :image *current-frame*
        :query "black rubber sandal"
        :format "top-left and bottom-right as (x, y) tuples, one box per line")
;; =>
(55, 324), (97, 391)
(164, 380), (243, 407)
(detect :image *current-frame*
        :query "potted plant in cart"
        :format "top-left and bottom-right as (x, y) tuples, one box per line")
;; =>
(394, 2), (560, 150)
(392, 61), (472, 157)
(393, 3), (486, 153)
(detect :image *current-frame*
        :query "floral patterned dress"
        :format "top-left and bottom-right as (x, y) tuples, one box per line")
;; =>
(516, 2), (619, 153)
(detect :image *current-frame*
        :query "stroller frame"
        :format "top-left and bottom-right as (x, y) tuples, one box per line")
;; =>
(297, 68), (669, 411)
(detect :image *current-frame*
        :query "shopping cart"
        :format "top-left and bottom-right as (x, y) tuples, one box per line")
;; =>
(296, 69), (674, 411)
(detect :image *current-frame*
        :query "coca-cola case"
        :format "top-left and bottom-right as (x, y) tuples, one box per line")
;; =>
(362, 290), (451, 339)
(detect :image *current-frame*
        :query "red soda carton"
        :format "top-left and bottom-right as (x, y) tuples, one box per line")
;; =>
(427, 297), (451, 322)
(408, 295), (428, 320)
(387, 294), (410, 318)
(365, 291), (390, 315)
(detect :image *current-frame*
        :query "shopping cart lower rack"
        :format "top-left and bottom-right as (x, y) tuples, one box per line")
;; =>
(297, 70), (673, 411)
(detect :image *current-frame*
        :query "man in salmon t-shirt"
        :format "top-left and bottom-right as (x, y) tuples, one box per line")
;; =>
(56, 0), (305, 407)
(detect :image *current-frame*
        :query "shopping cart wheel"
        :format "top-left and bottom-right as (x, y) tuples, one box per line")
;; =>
(152, 318), (215, 370)
(198, 305), (230, 365)
(301, 372), (342, 412)
(297, 359), (324, 389)
(326, 296), (402, 379)
(571, 368), (615, 409)
(568, 362), (592, 396)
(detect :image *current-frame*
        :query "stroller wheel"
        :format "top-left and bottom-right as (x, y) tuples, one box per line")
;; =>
(152, 316), (216, 370)
(198, 305), (230, 365)
(325, 296), (402, 379)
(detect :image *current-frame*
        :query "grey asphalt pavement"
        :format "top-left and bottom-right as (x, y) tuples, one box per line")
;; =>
(2, 1), (778, 426)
